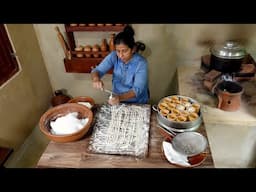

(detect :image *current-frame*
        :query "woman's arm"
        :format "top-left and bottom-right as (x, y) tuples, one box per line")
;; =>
(91, 51), (116, 90)
(109, 56), (148, 105)
(108, 90), (136, 105)
(91, 71), (104, 90)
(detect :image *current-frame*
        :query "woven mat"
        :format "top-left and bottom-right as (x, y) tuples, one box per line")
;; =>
(88, 104), (151, 158)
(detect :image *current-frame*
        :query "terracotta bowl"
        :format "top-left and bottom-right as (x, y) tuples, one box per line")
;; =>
(68, 96), (95, 109)
(39, 103), (93, 143)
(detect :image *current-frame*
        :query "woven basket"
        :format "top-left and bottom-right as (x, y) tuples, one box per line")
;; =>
(39, 103), (93, 143)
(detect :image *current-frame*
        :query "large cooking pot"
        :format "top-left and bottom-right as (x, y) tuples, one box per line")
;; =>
(210, 41), (246, 73)
(153, 95), (202, 133)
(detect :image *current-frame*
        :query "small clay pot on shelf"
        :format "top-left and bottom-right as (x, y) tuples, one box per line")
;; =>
(109, 33), (115, 51)
(84, 45), (92, 58)
(92, 44), (100, 58)
(75, 46), (84, 58)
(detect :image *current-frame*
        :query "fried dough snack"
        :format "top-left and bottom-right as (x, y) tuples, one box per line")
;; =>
(163, 97), (173, 103)
(188, 112), (199, 121)
(192, 103), (200, 113)
(171, 108), (181, 116)
(177, 115), (187, 122)
(167, 103), (176, 110)
(158, 102), (168, 111)
(167, 113), (177, 121)
(160, 108), (169, 116)
(158, 95), (201, 122)
(171, 96), (179, 101)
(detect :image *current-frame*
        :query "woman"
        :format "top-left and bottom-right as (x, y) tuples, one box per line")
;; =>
(91, 25), (149, 105)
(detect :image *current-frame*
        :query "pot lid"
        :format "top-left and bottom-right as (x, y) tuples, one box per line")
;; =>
(210, 41), (246, 59)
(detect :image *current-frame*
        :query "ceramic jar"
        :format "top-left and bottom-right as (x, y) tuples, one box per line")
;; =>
(109, 33), (115, 51)
(92, 44), (100, 58)
(75, 46), (84, 58)
(51, 90), (71, 107)
(216, 81), (244, 111)
(84, 45), (92, 58)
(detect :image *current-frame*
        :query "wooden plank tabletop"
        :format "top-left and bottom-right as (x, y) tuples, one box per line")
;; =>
(37, 111), (215, 168)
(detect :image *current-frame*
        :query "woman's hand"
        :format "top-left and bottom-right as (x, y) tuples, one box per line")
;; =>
(92, 79), (104, 90)
(108, 95), (120, 105)
(91, 71), (104, 90)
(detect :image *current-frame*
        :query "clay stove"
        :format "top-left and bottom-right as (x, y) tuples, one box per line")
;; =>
(201, 54), (256, 111)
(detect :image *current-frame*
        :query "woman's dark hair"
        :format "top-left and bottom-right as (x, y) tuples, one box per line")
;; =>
(135, 41), (146, 52)
(114, 25), (135, 49)
(114, 25), (146, 52)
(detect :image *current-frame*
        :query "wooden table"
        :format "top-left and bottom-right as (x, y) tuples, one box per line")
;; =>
(37, 111), (214, 168)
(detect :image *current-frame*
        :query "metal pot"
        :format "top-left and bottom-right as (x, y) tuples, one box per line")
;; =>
(152, 95), (202, 133)
(210, 41), (246, 73)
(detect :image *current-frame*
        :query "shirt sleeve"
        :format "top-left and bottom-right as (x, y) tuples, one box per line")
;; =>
(91, 51), (116, 78)
(132, 58), (148, 97)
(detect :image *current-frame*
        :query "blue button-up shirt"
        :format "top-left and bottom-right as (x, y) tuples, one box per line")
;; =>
(91, 51), (149, 104)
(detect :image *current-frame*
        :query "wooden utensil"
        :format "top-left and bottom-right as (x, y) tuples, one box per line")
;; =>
(54, 26), (71, 60)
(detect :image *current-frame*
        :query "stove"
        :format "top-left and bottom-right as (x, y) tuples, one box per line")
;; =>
(200, 54), (256, 111)
(201, 54), (256, 93)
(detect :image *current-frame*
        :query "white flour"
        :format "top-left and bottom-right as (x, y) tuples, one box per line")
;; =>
(77, 102), (92, 109)
(50, 112), (89, 135)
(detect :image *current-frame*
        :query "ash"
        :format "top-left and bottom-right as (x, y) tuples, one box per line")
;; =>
(189, 71), (212, 95)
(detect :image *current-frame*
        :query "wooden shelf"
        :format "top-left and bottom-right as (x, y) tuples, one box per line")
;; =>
(66, 25), (125, 32)
(71, 50), (110, 57)
(64, 58), (113, 74)
(63, 24), (125, 73)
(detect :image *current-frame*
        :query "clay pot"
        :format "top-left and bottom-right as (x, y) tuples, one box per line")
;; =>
(51, 90), (72, 107)
(68, 96), (95, 109)
(75, 46), (84, 58)
(92, 44), (100, 58)
(84, 45), (92, 58)
(216, 81), (244, 111)
(109, 33), (115, 51)
(100, 38), (108, 52)
(39, 103), (93, 143)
